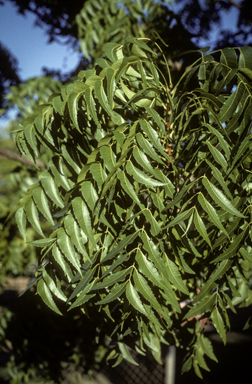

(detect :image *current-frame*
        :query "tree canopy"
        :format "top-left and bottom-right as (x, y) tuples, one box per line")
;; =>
(12, 37), (252, 377)
(1, 1), (252, 383)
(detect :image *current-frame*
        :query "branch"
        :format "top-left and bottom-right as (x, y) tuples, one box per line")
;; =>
(0, 146), (45, 168)
(228, 0), (241, 9)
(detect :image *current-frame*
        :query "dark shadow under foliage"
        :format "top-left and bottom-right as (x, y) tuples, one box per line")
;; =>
(0, 288), (106, 383)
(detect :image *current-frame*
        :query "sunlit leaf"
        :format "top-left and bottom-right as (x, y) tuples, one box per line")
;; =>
(57, 228), (82, 275)
(126, 281), (148, 317)
(164, 207), (194, 230)
(211, 223), (249, 262)
(33, 187), (54, 225)
(96, 282), (127, 305)
(126, 160), (165, 187)
(183, 293), (217, 320)
(24, 198), (44, 238)
(211, 308), (226, 344)
(101, 231), (139, 263)
(165, 257), (189, 295)
(29, 238), (55, 247)
(202, 178), (245, 217)
(198, 194), (229, 238)
(199, 334), (218, 362)
(205, 141), (228, 172)
(194, 209), (211, 248)
(118, 342), (138, 366)
(40, 171), (64, 208)
(52, 244), (74, 282)
(37, 279), (62, 315)
(72, 197), (96, 248)
(42, 269), (67, 302)
(64, 214), (91, 263)
(15, 207), (26, 241)
(49, 156), (72, 191)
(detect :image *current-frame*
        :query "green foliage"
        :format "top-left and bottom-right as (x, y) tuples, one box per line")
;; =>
(75, 0), (172, 61)
(5, 76), (61, 132)
(0, 74), (61, 285)
(11, 37), (252, 378)
(0, 291), (107, 384)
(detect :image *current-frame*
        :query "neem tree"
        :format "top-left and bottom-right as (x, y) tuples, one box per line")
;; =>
(14, 37), (252, 377)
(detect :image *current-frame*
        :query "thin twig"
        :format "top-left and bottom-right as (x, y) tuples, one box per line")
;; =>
(228, 0), (241, 9)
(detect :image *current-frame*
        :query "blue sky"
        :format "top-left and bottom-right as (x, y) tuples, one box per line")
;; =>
(0, 1), (80, 130)
(0, 1), (80, 81)
(0, 0), (241, 131)
(0, 0), (241, 80)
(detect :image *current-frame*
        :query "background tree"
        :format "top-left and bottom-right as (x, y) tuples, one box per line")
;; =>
(0, 42), (20, 112)
(2, 1), (252, 50)
(1, 0), (251, 78)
